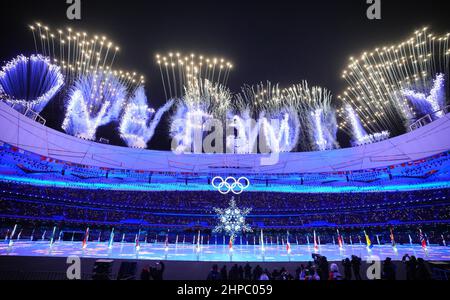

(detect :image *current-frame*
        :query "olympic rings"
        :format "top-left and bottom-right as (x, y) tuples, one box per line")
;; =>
(211, 176), (250, 195)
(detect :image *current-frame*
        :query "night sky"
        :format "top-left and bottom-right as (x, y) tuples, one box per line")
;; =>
(1, 0), (450, 149)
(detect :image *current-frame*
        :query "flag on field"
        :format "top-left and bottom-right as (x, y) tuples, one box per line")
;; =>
(337, 229), (343, 249)
(313, 231), (319, 252)
(390, 227), (396, 248)
(286, 231), (291, 254)
(82, 227), (89, 249)
(108, 228), (115, 249)
(419, 229), (427, 250)
(260, 230), (265, 252)
(135, 229), (141, 251)
(197, 230), (201, 250)
(4, 229), (10, 242)
(10, 225), (17, 239)
(164, 233), (169, 250)
(364, 231), (373, 249)
(49, 226), (57, 246)
(135, 234), (140, 251)
(8, 225), (18, 247)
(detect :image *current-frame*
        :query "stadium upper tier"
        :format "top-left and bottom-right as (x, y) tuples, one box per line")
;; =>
(1, 101), (450, 176)
(0, 182), (449, 231)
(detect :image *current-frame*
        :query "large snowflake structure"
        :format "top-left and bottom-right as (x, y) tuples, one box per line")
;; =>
(213, 198), (252, 238)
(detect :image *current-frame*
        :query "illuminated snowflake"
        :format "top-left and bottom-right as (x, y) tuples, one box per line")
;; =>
(213, 197), (252, 238)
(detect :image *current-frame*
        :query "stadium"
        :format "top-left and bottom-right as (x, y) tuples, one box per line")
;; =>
(1, 1), (450, 282)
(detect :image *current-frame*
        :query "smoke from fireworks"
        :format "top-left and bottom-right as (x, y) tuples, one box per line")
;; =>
(233, 82), (301, 153)
(261, 108), (301, 153)
(343, 104), (384, 147)
(309, 108), (338, 151)
(226, 86), (269, 154)
(345, 104), (367, 141)
(170, 78), (233, 153)
(339, 27), (450, 136)
(226, 109), (263, 154)
(62, 71), (128, 140)
(0, 54), (64, 113)
(119, 87), (174, 148)
(157, 52), (234, 153)
(283, 82), (338, 151)
(15, 23), (446, 152)
(402, 73), (446, 119)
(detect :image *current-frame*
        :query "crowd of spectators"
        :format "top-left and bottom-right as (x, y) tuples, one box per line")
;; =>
(0, 181), (449, 245)
(204, 254), (433, 281)
(1, 181), (448, 213)
(2, 145), (449, 186)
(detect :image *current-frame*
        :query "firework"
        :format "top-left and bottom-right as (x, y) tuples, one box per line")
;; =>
(232, 83), (295, 153)
(170, 78), (233, 153)
(339, 27), (450, 136)
(235, 82), (284, 115)
(282, 81), (338, 151)
(230, 81), (337, 153)
(0, 54), (64, 113)
(345, 104), (367, 144)
(29, 22), (128, 85)
(354, 131), (391, 147)
(226, 109), (263, 154)
(155, 51), (233, 100)
(170, 104), (213, 153)
(62, 71), (128, 140)
(28, 22), (147, 141)
(163, 53), (233, 153)
(182, 77), (232, 118)
(402, 73), (446, 119)
(308, 108), (338, 151)
(119, 87), (174, 148)
(233, 82), (301, 153)
(260, 107), (301, 153)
